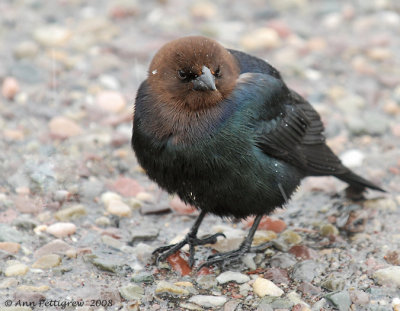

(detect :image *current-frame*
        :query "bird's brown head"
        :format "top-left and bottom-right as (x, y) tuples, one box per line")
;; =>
(147, 36), (240, 111)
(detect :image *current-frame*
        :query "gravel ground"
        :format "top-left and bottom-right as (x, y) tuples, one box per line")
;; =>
(1, 0), (400, 310)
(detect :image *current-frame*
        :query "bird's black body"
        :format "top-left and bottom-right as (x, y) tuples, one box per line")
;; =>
(132, 37), (383, 267)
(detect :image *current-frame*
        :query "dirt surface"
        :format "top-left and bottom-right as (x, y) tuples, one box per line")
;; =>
(0, 0), (400, 310)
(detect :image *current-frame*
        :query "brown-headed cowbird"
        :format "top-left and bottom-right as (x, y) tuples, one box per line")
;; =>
(131, 36), (384, 268)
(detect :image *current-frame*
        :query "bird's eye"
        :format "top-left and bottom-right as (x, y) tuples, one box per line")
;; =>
(214, 66), (222, 78)
(177, 70), (187, 80)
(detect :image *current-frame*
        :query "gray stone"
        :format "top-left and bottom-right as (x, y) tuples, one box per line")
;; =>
(102, 235), (125, 250)
(291, 260), (318, 282)
(270, 253), (296, 269)
(325, 291), (352, 311)
(196, 274), (218, 289)
(216, 271), (250, 284)
(259, 296), (294, 309)
(0, 224), (28, 243)
(130, 228), (159, 243)
(119, 284), (144, 300)
(189, 295), (227, 308)
(131, 272), (154, 284)
(11, 61), (44, 83)
(321, 277), (346, 291)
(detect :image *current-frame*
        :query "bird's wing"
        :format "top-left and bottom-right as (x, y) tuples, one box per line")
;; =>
(255, 90), (348, 176)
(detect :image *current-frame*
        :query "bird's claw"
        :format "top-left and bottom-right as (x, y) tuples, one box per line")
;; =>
(198, 244), (251, 270)
(153, 232), (226, 267)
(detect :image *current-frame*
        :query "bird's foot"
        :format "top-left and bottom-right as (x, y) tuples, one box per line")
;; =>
(198, 241), (253, 270)
(153, 232), (226, 267)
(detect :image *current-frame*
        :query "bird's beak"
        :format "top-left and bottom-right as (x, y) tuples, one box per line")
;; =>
(193, 66), (217, 91)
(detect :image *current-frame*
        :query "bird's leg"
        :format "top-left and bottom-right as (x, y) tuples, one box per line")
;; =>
(153, 210), (226, 267)
(198, 214), (263, 269)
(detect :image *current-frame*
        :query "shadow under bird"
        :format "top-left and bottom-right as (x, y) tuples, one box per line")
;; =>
(131, 36), (384, 268)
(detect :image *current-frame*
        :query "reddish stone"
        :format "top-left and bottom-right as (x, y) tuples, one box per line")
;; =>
(166, 252), (192, 276)
(242, 216), (286, 233)
(169, 196), (197, 215)
(384, 250), (400, 265)
(14, 195), (43, 214)
(264, 267), (290, 284)
(267, 19), (292, 38)
(197, 266), (213, 275)
(289, 245), (318, 260)
(108, 176), (144, 197)
(298, 282), (321, 296)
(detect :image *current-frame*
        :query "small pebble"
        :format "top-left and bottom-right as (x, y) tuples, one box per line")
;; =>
(349, 289), (370, 305)
(132, 242), (154, 263)
(253, 230), (277, 246)
(340, 149), (365, 168)
(101, 191), (122, 207)
(252, 277), (284, 297)
(216, 271), (250, 284)
(170, 196), (196, 214)
(0, 277), (18, 289)
(189, 295), (228, 308)
(130, 228), (159, 243)
(49, 116), (83, 139)
(5, 263), (29, 276)
(0, 242), (21, 254)
(287, 291), (310, 307)
(190, 1), (218, 19)
(155, 280), (190, 297)
(196, 274), (217, 290)
(241, 28), (281, 50)
(136, 191), (155, 204)
(2, 77), (20, 99)
(32, 254), (61, 269)
(119, 284), (144, 300)
(239, 283), (252, 296)
(384, 250), (400, 265)
(91, 257), (121, 273)
(96, 91), (126, 113)
(242, 253), (257, 270)
(325, 291), (352, 311)
(299, 282), (321, 296)
(321, 277), (345, 291)
(54, 204), (87, 221)
(95, 216), (111, 227)
(264, 267), (290, 284)
(34, 239), (74, 258)
(33, 25), (71, 46)
(291, 260), (318, 282)
(131, 272), (154, 284)
(373, 266), (400, 287)
(46, 222), (76, 237)
(281, 230), (302, 245)
(270, 253), (297, 269)
(102, 235), (124, 250)
(320, 224), (339, 236)
(289, 245), (318, 260)
(13, 40), (39, 58)
(108, 177), (144, 197)
(17, 285), (50, 292)
(364, 198), (397, 211)
(107, 199), (132, 217)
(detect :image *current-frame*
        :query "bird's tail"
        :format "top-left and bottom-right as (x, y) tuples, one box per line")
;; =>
(336, 171), (385, 192)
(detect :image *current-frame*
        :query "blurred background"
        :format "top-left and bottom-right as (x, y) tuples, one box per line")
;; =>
(0, 0), (400, 309)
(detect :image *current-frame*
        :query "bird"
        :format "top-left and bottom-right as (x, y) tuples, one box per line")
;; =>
(131, 35), (384, 268)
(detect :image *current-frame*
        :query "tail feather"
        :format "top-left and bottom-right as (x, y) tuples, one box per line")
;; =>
(337, 171), (385, 192)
